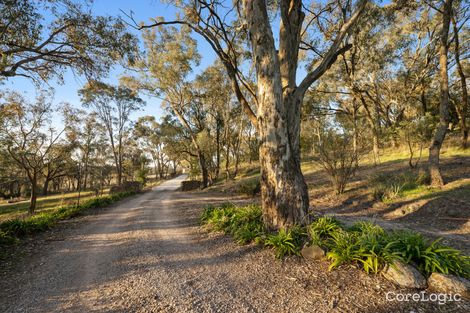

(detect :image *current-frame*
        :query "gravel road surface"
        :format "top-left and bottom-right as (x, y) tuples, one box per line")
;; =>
(1, 175), (468, 312)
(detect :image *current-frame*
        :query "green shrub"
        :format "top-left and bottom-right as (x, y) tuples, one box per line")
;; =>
(200, 206), (216, 224)
(385, 232), (470, 278)
(369, 171), (429, 201)
(201, 203), (264, 244)
(385, 230), (428, 264)
(290, 225), (308, 249)
(229, 205), (264, 244)
(325, 230), (360, 270)
(420, 240), (470, 278)
(324, 223), (469, 277)
(349, 221), (385, 237)
(325, 226), (399, 274)
(265, 229), (297, 259)
(350, 223), (401, 274)
(265, 226), (306, 259)
(201, 203), (236, 232)
(0, 230), (17, 245)
(199, 206), (469, 278)
(308, 216), (342, 246)
(238, 178), (261, 196)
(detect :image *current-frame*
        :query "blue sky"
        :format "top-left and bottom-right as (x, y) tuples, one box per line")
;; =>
(3, 0), (217, 124)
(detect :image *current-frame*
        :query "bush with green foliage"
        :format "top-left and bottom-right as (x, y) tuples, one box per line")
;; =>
(314, 130), (359, 194)
(0, 191), (137, 244)
(201, 203), (264, 244)
(238, 178), (261, 196)
(369, 170), (430, 201)
(200, 207), (469, 278)
(308, 216), (342, 246)
(265, 226), (307, 259)
(308, 217), (469, 278)
(385, 231), (470, 278)
(136, 168), (149, 186)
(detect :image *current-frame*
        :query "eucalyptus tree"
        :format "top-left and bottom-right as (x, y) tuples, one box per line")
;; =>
(134, 116), (169, 179)
(450, 1), (469, 148)
(63, 106), (107, 190)
(41, 142), (73, 195)
(0, 0), (136, 83)
(79, 82), (144, 186)
(133, 0), (370, 229)
(193, 63), (244, 180)
(427, 0), (454, 186)
(126, 25), (215, 187)
(309, 4), (402, 164)
(0, 92), (64, 213)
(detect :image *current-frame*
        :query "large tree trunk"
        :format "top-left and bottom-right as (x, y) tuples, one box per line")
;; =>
(214, 118), (221, 180)
(244, 0), (308, 230)
(452, 16), (469, 149)
(358, 94), (380, 164)
(429, 0), (452, 187)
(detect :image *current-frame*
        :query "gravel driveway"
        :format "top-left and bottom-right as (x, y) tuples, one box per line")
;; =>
(1, 175), (468, 312)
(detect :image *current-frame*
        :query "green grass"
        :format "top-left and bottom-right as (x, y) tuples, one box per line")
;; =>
(0, 189), (110, 222)
(0, 191), (136, 244)
(366, 144), (470, 165)
(368, 170), (430, 202)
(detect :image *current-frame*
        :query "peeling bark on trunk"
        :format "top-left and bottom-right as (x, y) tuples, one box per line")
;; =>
(452, 16), (469, 149)
(244, 0), (308, 229)
(240, 0), (367, 229)
(429, 0), (452, 187)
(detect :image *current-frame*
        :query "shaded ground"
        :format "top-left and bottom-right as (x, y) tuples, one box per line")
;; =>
(307, 155), (470, 254)
(1, 175), (468, 312)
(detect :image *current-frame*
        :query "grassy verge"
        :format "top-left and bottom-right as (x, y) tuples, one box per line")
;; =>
(201, 204), (470, 279)
(0, 189), (111, 222)
(0, 191), (137, 246)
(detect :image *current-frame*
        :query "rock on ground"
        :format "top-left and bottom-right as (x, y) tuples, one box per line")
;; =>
(428, 273), (470, 300)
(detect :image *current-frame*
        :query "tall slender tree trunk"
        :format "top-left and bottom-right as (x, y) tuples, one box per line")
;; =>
(452, 16), (469, 149)
(43, 176), (51, 196)
(83, 151), (90, 190)
(224, 131), (231, 180)
(214, 118), (221, 180)
(29, 175), (38, 214)
(429, 0), (452, 186)
(118, 136), (123, 185)
(352, 107), (359, 167)
(197, 151), (209, 188)
(421, 90), (427, 115)
(231, 116), (244, 179)
(372, 131), (380, 164)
